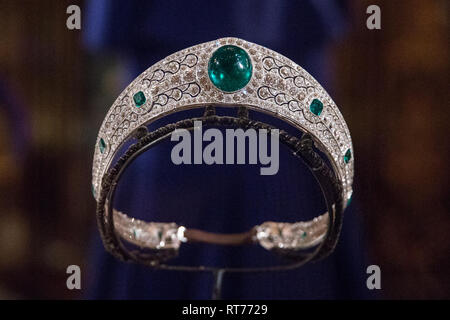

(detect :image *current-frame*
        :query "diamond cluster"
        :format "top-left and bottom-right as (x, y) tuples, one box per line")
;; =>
(113, 210), (182, 249)
(256, 213), (328, 250)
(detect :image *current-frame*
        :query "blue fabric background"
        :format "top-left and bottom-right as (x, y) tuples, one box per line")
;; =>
(84, 0), (373, 299)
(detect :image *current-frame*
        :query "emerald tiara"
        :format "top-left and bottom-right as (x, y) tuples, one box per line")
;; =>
(92, 38), (354, 271)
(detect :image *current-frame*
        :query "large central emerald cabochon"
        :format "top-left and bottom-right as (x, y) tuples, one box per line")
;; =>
(208, 45), (252, 92)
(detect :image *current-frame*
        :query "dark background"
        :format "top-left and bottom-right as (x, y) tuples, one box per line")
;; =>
(0, 0), (448, 299)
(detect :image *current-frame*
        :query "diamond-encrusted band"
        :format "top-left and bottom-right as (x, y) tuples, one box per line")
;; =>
(93, 38), (352, 270)
(113, 209), (328, 251)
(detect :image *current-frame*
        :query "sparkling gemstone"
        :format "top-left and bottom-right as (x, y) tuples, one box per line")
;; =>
(91, 184), (96, 198)
(208, 45), (252, 92)
(133, 228), (141, 239)
(257, 222), (282, 250)
(99, 138), (106, 153)
(347, 195), (353, 206)
(309, 99), (323, 116)
(138, 224), (179, 249)
(133, 91), (146, 107)
(344, 148), (352, 163)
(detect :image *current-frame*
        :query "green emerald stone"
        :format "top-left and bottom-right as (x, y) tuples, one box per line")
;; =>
(344, 148), (352, 163)
(133, 91), (146, 107)
(347, 195), (353, 206)
(302, 231), (307, 239)
(91, 184), (96, 198)
(309, 99), (323, 116)
(208, 45), (252, 92)
(99, 138), (106, 153)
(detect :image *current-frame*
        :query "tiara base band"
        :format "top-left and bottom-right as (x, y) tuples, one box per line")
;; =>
(96, 114), (344, 271)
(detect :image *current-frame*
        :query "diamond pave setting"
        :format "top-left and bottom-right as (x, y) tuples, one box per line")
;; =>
(113, 210), (183, 249)
(256, 213), (328, 250)
(92, 38), (354, 208)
